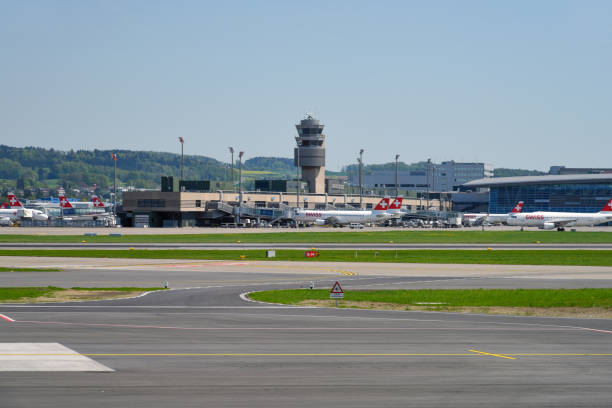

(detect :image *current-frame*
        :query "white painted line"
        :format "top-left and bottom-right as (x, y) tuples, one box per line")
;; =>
(0, 314), (15, 322)
(239, 291), (258, 303)
(0, 343), (114, 372)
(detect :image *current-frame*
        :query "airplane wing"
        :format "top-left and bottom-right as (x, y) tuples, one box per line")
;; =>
(553, 219), (577, 228)
(325, 216), (341, 225)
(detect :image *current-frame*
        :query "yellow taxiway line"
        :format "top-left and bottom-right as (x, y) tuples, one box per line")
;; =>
(468, 349), (516, 360)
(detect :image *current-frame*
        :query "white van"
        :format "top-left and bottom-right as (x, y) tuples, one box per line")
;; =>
(349, 223), (364, 229)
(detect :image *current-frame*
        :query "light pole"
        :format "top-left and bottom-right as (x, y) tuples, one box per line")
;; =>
(295, 139), (301, 208)
(228, 147), (234, 191)
(426, 158), (431, 211)
(359, 149), (364, 208)
(179, 137), (184, 181)
(112, 153), (117, 216)
(395, 154), (400, 198)
(238, 151), (244, 223)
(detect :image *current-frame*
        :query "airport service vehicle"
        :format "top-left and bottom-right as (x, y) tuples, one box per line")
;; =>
(506, 199), (612, 231)
(462, 213), (488, 226)
(293, 198), (394, 226)
(6, 193), (48, 222)
(349, 222), (364, 229)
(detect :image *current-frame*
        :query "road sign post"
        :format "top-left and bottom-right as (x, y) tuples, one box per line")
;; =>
(305, 250), (320, 258)
(330, 281), (344, 307)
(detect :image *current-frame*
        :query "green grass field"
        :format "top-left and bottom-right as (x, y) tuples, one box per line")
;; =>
(1, 249), (612, 266)
(249, 288), (612, 308)
(0, 286), (166, 302)
(2, 230), (612, 244)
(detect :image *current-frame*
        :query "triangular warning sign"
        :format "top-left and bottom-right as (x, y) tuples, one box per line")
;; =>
(330, 281), (344, 294)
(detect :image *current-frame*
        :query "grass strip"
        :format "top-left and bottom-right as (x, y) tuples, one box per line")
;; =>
(0, 286), (60, 300)
(2, 231), (612, 244)
(0, 286), (166, 302)
(0, 267), (61, 272)
(249, 288), (612, 308)
(0, 249), (611, 266)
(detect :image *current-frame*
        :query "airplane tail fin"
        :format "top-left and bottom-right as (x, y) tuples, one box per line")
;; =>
(92, 196), (104, 208)
(599, 198), (612, 213)
(59, 195), (74, 209)
(7, 193), (23, 208)
(510, 201), (524, 213)
(373, 198), (390, 211)
(389, 197), (403, 210)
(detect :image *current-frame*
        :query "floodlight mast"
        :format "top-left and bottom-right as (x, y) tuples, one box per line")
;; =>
(359, 149), (364, 208)
(228, 147), (235, 191)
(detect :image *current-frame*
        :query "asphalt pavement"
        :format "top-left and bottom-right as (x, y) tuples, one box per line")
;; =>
(1, 259), (612, 407)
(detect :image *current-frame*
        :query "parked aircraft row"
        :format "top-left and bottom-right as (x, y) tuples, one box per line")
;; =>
(1, 193), (113, 226)
(464, 199), (612, 230)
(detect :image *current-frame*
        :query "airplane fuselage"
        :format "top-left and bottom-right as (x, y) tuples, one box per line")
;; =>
(507, 212), (612, 228)
(293, 209), (392, 225)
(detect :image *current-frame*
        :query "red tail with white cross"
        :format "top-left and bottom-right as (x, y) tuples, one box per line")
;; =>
(59, 195), (74, 209)
(373, 198), (390, 211)
(389, 197), (403, 210)
(7, 193), (23, 208)
(600, 199), (612, 213)
(510, 201), (524, 213)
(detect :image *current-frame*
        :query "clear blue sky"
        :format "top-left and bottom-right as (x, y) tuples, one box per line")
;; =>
(1, 1), (610, 171)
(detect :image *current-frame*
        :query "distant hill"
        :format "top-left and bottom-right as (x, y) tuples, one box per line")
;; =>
(0, 145), (548, 200)
(0, 146), (302, 198)
(0, 145), (229, 192)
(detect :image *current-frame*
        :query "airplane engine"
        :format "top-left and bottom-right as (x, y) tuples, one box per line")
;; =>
(33, 212), (48, 221)
(314, 219), (326, 226)
(540, 222), (555, 230)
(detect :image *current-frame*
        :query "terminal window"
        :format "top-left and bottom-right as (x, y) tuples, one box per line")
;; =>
(137, 199), (165, 208)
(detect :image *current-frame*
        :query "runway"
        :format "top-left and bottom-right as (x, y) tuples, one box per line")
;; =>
(1, 258), (612, 406)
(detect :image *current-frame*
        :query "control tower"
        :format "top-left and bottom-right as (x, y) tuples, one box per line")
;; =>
(294, 114), (326, 194)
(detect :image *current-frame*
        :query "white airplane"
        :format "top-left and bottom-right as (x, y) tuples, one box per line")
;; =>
(506, 199), (612, 231)
(0, 207), (21, 226)
(485, 201), (524, 224)
(59, 194), (113, 222)
(92, 196), (106, 208)
(5, 193), (48, 222)
(462, 202), (524, 226)
(293, 198), (394, 226)
(387, 197), (404, 215)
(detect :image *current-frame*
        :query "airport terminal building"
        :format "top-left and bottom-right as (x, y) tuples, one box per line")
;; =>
(463, 174), (612, 214)
(352, 161), (493, 193)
